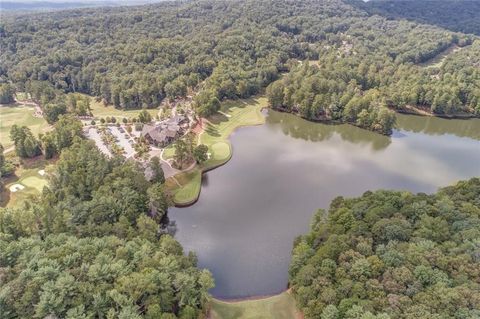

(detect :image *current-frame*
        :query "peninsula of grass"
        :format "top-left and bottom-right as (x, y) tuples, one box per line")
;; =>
(0, 104), (50, 149)
(166, 96), (267, 206)
(210, 291), (300, 319)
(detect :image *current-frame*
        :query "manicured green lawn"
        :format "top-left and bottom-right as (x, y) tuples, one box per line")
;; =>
(3, 163), (50, 207)
(87, 95), (159, 120)
(200, 96), (268, 148)
(210, 292), (300, 319)
(172, 169), (202, 205)
(163, 144), (176, 160)
(210, 142), (230, 161)
(22, 176), (48, 192)
(167, 96), (267, 206)
(0, 104), (50, 149)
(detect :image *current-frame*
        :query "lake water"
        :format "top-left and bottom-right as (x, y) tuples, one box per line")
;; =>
(169, 111), (480, 299)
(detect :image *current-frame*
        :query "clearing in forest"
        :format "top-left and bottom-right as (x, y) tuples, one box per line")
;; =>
(87, 95), (159, 120)
(2, 163), (50, 207)
(209, 291), (301, 319)
(0, 104), (50, 149)
(419, 44), (463, 68)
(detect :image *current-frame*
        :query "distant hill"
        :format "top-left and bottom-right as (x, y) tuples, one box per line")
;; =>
(363, 0), (480, 35)
(1, 0), (479, 130)
(0, 0), (162, 12)
(0, 1), (105, 11)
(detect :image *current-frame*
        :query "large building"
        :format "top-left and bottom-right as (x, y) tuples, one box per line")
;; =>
(141, 114), (188, 147)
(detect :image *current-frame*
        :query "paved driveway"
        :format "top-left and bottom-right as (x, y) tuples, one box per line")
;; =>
(149, 148), (179, 178)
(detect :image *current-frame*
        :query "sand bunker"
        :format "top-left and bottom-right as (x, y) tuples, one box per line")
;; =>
(38, 169), (46, 176)
(9, 184), (25, 192)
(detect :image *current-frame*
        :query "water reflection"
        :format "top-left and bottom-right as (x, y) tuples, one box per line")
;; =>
(266, 111), (392, 151)
(396, 113), (480, 140)
(170, 111), (480, 299)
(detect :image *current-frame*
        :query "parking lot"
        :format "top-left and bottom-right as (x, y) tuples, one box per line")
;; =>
(84, 124), (180, 178)
(108, 126), (136, 158)
(85, 127), (112, 157)
(85, 125), (136, 158)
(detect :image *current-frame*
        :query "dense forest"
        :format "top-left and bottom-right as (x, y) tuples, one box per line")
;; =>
(0, 122), (213, 318)
(1, 1), (480, 317)
(363, 0), (480, 36)
(289, 178), (480, 318)
(1, 0), (479, 134)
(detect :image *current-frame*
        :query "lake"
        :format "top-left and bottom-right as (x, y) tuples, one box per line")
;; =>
(169, 111), (480, 299)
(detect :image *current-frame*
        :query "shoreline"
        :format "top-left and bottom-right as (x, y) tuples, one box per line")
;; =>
(169, 100), (479, 207)
(174, 119), (267, 208)
(167, 97), (267, 207)
(394, 105), (479, 119)
(212, 288), (291, 304)
(270, 106), (393, 136)
(208, 289), (303, 319)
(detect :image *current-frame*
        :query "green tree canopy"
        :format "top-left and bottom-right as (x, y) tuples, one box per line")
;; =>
(290, 178), (480, 318)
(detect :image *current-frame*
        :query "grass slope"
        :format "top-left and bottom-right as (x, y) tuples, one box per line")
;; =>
(166, 96), (267, 205)
(0, 104), (50, 149)
(210, 292), (300, 319)
(88, 95), (159, 120)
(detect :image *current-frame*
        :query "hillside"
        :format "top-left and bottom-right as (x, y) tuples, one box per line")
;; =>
(290, 178), (480, 318)
(0, 0), (479, 135)
(363, 0), (480, 36)
(0, 1), (480, 318)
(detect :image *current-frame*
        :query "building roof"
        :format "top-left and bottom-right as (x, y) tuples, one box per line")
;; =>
(142, 125), (166, 143)
(141, 120), (181, 144)
(141, 124), (156, 136)
(172, 114), (187, 124)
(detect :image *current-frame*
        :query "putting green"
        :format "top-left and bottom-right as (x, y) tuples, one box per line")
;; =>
(211, 142), (230, 161)
(22, 176), (48, 192)
(173, 169), (202, 205)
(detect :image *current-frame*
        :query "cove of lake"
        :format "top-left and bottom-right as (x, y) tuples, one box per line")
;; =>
(169, 110), (480, 299)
